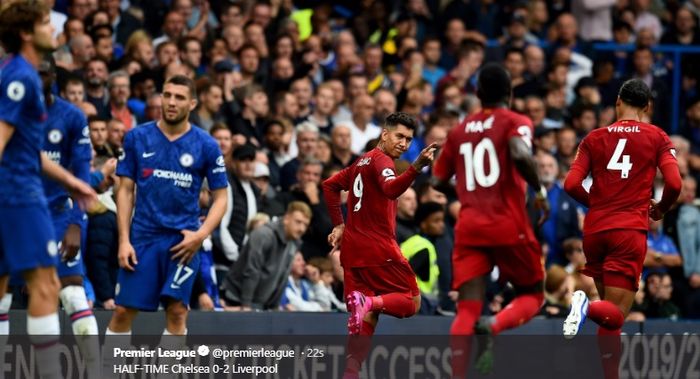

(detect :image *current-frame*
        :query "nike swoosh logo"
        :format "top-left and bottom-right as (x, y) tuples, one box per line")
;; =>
(142, 152), (156, 158)
(66, 260), (80, 267)
(170, 284), (180, 289)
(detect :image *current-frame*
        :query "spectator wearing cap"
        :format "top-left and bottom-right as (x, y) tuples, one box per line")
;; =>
(534, 126), (557, 154)
(279, 158), (333, 260)
(252, 161), (285, 218)
(212, 144), (262, 284)
(536, 151), (583, 266)
(571, 0), (616, 42)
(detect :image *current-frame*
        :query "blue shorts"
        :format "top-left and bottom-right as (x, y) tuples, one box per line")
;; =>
(115, 233), (201, 311)
(54, 211), (88, 279)
(9, 208), (87, 285)
(0, 205), (58, 277)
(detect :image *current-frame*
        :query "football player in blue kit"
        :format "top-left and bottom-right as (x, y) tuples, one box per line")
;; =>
(0, 2), (96, 379)
(105, 75), (228, 339)
(0, 55), (101, 375)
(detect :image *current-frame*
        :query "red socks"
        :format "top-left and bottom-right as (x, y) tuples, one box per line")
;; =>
(344, 321), (376, 375)
(374, 293), (416, 318)
(597, 327), (621, 379)
(490, 293), (543, 335)
(588, 300), (624, 330)
(450, 300), (483, 379)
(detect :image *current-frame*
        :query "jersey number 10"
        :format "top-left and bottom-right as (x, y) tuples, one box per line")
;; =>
(460, 138), (500, 191)
(607, 138), (633, 179)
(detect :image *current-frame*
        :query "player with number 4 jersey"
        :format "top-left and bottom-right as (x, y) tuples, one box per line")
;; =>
(563, 79), (681, 379)
(432, 64), (549, 377)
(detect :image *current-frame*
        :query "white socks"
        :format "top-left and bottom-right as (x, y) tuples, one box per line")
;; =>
(27, 313), (62, 379)
(59, 286), (98, 336)
(0, 293), (11, 335)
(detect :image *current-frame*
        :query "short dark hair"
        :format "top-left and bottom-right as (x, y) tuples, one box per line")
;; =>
(476, 63), (511, 106)
(164, 75), (197, 99)
(87, 115), (109, 125)
(61, 74), (84, 92)
(618, 78), (651, 108)
(384, 112), (418, 131)
(0, 0), (49, 54)
(209, 122), (230, 136)
(177, 36), (201, 52)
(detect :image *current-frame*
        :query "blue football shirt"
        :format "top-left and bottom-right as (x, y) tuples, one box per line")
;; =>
(0, 55), (49, 206)
(116, 121), (228, 238)
(42, 97), (92, 224)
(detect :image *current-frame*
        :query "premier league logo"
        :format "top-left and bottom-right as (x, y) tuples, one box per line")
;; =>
(180, 153), (194, 167)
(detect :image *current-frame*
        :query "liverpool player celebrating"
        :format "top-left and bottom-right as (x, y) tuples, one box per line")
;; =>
(432, 63), (549, 377)
(563, 79), (681, 378)
(323, 112), (436, 378)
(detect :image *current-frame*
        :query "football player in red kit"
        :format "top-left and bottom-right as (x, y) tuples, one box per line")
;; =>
(322, 112), (437, 378)
(563, 79), (681, 379)
(432, 63), (549, 377)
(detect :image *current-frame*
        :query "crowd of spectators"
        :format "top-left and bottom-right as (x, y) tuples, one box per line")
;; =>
(8, 0), (700, 319)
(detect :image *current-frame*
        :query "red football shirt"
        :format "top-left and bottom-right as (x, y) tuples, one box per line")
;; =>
(567, 120), (676, 235)
(433, 107), (536, 247)
(323, 148), (419, 268)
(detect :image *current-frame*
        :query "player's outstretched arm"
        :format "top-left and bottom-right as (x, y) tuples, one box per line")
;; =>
(171, 187), (228, 265)
(509, 137), (550, 223)
(41, 152), (97, 210)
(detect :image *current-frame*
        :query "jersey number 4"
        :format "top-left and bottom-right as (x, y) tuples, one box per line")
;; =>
(460, 138), (500, 191)
(607, 138), (633, 179)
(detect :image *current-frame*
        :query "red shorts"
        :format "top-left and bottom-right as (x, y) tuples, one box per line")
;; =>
(452, 241), (544, 290)
(582, 229), (646, 291)
(343, 259), (420, 298)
